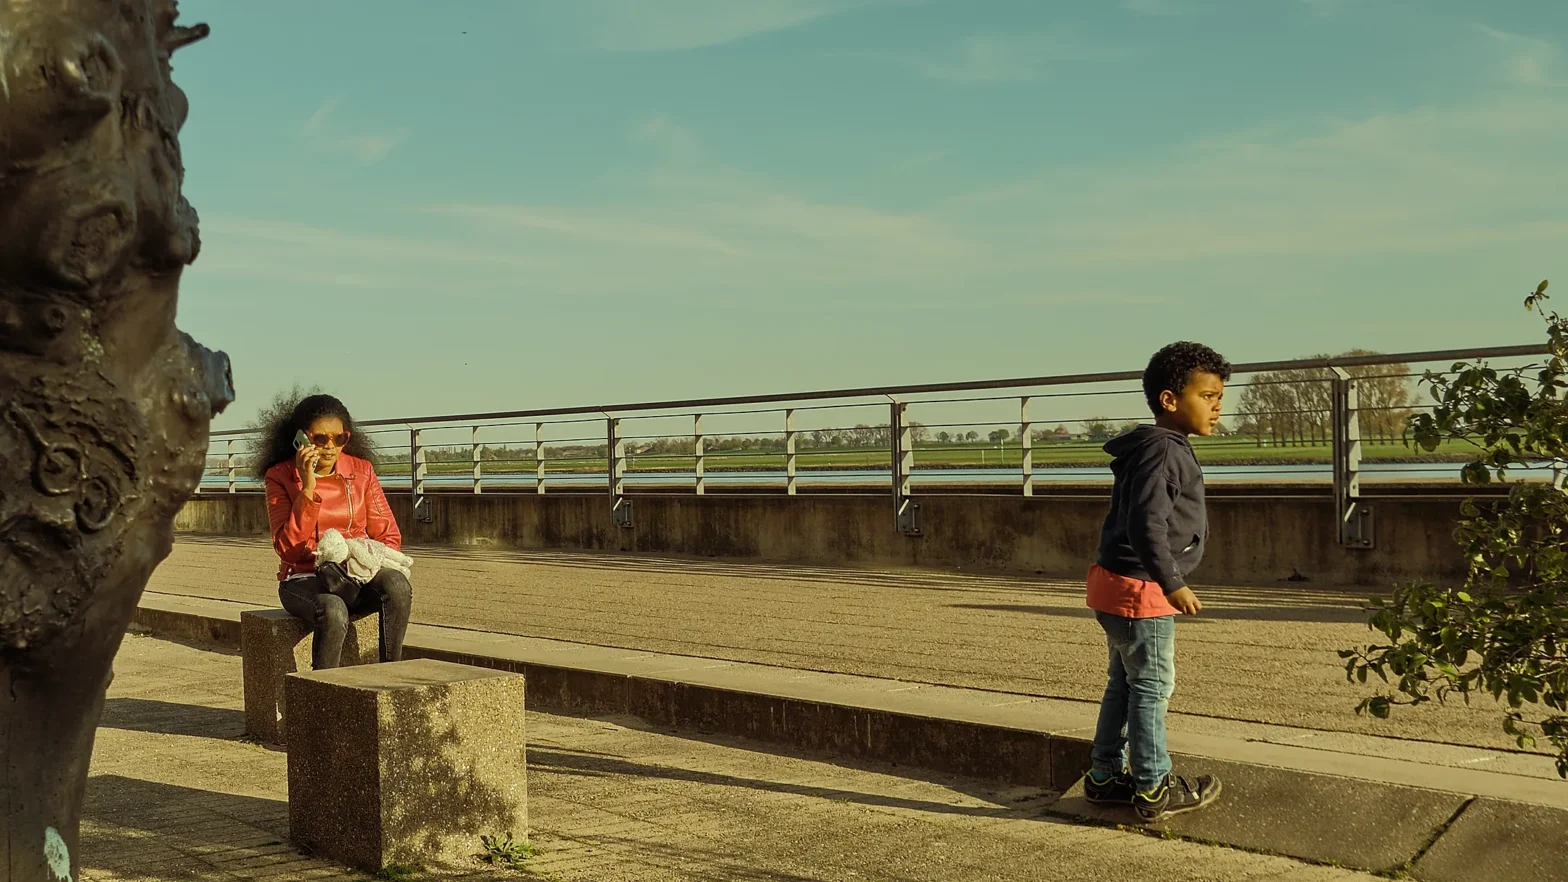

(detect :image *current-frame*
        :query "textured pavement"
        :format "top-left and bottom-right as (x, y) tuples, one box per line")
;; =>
(81, 634), (1382, 881)
(149, 535), (1540, 753)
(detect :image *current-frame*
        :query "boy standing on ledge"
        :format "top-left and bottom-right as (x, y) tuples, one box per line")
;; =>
(1083, 341), (1230, 822)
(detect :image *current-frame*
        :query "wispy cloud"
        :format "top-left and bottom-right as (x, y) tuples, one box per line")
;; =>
(1122, 0), (1195, 16)
(317, 118), (983, 297)
(562, 0), (890, 52)
(200, 124), (981, 304)
(191, 216), (537, 290)
(201, 217), (532, 268)
(633, 115), (704, 164)
(425, 204), (742, 255)
(212, 93), (1568, 311)
(189, 250), (393, 290)
(893, 32), (1130, 84)
(302, 100), (408, 165)
(1297, 0), (1359, 20)
(430, 184), (980, 288)
(952, 95), (1568, 265)
(892, 149), (955, 173)
(1476, 25), (1567, 88)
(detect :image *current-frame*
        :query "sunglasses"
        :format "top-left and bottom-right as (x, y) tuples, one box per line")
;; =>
(310, 432), (351, 448)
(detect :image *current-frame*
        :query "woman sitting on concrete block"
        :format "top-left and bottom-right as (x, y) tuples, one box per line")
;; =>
(258, 394), (414, 668)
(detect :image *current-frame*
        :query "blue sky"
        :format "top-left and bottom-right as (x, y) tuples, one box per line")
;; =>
(173, 0), (1568, 430)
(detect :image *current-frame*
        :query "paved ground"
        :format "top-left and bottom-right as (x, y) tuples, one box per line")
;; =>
(83, 634), (1381, 881)
(150, 536), (1538, 754)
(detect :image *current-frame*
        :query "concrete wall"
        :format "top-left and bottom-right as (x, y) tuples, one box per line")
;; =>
(174, 484), (1488, 587)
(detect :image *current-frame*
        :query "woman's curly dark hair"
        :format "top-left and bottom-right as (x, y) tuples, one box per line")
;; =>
(1143, 342), (1232, 416)
(250, 387), (379, 479)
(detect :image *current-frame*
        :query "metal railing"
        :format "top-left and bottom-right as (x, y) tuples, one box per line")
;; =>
(199, 343), (1551, 541)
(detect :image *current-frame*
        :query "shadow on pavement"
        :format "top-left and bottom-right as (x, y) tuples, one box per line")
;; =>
(947, 601), (1370, 625)
(81, 775), (299, 878)
(529, 734), (1067, 826)
(99, 696), (247, 738)
(173, 533), (1385, 606)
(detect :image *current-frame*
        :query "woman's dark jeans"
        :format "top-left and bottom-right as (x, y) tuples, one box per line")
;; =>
(279, 567), (413, 669)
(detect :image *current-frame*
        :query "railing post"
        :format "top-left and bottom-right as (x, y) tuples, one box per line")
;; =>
(891, 401), (920, 535)
(694, 414), (705, 496)
(226, 439), (237, 494)
(1020, 396), (1033, 498)
(535, 422), (546, 494)
(1331, 368), (1372, 548)
(785, 408), (798, 496)
(471, 426), (483, 494)
(609, 416), (631, 528)
(410, 428), (430, 523)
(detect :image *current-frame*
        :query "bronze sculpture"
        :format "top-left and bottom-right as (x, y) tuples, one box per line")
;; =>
(0, 2), (231, 878)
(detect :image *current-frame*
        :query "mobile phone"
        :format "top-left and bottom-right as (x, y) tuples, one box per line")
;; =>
(293, 429), (311, 451)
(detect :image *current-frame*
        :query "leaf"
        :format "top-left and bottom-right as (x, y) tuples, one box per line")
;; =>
(1338, 283), (1568, 774)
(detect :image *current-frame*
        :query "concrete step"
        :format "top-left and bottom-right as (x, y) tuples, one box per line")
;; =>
(133, 591), (1568, 882)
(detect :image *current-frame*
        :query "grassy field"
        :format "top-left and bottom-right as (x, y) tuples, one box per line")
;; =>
(383, 436), (1482, 476)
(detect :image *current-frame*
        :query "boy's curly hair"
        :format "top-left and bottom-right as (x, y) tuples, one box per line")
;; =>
(1143, 342), (1232, 416)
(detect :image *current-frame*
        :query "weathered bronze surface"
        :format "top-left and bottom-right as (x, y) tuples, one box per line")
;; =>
(0, 2), (231, 878)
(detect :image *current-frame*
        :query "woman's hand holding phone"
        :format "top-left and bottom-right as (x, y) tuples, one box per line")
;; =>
(295, 443), (321, 497)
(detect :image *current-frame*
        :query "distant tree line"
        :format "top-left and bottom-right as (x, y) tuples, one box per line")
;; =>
(1232, 349), (1414, 447)
(207, 419), (1130, 472)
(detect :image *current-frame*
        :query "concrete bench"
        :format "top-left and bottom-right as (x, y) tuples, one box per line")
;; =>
(241, 608), (381, 744)
(285, 659), (528, 873)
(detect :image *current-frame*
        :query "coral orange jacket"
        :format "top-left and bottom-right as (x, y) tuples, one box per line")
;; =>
(264, 453), (401, 581)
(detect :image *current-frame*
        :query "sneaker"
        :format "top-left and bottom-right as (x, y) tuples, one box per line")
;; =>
(1133, 773), (1222, 822)
(1083, 769), (1136, 806)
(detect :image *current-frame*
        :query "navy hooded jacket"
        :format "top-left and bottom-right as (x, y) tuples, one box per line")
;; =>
(1095, 424), (1208, 594)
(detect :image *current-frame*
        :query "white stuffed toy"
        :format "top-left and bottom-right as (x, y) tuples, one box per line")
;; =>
(314, 529), (414, 584)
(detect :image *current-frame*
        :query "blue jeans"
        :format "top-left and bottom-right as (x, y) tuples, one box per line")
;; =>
(1091, 611), (1176, 791)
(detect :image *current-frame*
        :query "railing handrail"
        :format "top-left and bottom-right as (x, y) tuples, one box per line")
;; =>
(208, 343), (1549, 438)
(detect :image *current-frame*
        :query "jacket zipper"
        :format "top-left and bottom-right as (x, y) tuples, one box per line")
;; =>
(304, 468), (356, 571)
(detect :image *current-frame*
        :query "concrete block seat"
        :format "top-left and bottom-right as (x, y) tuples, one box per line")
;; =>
(241, 607), (382, 744)
(285, 659), (528, 873)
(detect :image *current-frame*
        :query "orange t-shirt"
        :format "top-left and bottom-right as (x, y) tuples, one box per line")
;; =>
(1086, 563), (1179, 619)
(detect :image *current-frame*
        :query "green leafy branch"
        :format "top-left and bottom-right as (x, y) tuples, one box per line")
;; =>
(1340, 281), (1568, 776)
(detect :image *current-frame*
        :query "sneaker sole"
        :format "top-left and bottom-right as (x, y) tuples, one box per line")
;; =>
(1135, 779), (1223, 823)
